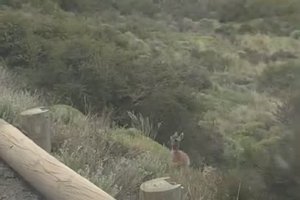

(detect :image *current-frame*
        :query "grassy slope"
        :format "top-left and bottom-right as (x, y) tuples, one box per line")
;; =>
(1, 1), (300, 199)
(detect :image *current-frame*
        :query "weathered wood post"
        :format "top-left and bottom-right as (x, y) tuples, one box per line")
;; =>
(0, 119), (116, 200)
(19, 106), (52, 152)
(139, 177), (184, 200)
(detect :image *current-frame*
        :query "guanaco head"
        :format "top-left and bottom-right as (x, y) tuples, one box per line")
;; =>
(170, 132), (184, 150)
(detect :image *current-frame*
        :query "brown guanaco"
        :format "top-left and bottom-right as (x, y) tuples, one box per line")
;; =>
(170, 132), (190, 168)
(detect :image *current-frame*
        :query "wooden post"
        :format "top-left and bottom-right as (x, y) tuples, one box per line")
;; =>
(19, 107), (52, 152)
(139, 177), (184, 200)
(0, 119), (115, 200)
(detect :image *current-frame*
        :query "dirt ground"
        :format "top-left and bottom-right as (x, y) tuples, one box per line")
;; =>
(0, 160), (43, 200)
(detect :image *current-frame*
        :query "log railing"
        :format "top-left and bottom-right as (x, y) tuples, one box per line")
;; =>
(0, 118), (115, 200)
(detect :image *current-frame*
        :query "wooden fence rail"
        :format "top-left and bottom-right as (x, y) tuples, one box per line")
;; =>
(0, 118), (115, 200)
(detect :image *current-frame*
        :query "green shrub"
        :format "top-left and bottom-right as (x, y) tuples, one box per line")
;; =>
(191, 49), (230, 72)
(246, 0), (300, 19)
(0, 13), (30, 67)
(258, 60), (300, 97)
(290, 30), (300, 39)
(49, 104), (86, 125)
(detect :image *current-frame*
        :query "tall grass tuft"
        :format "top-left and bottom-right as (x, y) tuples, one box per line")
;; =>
(127, 111), (161, 139)
(0, 66), (41, 123)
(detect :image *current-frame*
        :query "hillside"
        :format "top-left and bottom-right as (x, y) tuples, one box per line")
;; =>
(1, 0), (300, 199)
(0, 65), (220, 199)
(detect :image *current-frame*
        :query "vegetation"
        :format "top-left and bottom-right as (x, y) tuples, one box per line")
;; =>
(0, 66), (221, 199)
(1, 0), (300, 199)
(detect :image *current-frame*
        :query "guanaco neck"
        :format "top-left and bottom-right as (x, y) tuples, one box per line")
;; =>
(171, 144), (179, 151)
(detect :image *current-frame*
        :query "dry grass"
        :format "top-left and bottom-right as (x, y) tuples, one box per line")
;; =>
(50, 107), (221, 199)
(169, 167), (222, 200)
(0, 66), (41, 123)
(127, 111), (161, 139)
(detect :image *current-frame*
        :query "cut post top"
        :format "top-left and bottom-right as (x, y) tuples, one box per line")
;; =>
(140, 177), (181, 193)
(20, 107), (49, 116)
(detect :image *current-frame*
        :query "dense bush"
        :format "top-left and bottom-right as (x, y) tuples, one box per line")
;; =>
(258, 60), (300, 97)
(3, 0), (300, 22)
(260, 92), (300, 199)
(290, 30), (300, 39)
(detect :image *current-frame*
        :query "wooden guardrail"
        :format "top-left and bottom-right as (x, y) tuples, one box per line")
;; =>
(0, 118), (115, 200)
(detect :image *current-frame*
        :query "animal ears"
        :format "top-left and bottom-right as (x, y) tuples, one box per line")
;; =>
(170, 132), (184, 141)
(179, 132), (184, 140)
(170, 132), (178, 140)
